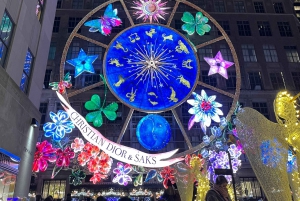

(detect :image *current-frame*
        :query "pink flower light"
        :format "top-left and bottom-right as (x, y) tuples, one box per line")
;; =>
(32, 141), (57, 172)
(84, 142), (100, 157)
(204, 51), (234, 79)
(160, 166), (177, 189)
(71, 138), (85, 153)
(56, 147), (75, 167)
(78, 151), (92, 166)
(90, 173), (107, 184)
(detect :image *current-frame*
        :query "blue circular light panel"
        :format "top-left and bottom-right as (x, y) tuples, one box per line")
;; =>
(104, 24), (199, 112)
(136, 114), (171, 151)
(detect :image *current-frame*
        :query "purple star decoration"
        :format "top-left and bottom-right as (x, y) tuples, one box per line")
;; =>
(204, 51), (234, 79)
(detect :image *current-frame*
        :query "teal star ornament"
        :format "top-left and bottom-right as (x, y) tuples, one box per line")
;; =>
(66, 49), (98, 78)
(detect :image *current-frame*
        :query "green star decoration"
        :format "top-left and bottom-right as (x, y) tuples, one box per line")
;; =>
(85, 94), (118, 127)
(181, 12), (211, 36)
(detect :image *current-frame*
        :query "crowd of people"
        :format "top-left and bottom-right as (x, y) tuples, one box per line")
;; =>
(39, 176), (266, 201)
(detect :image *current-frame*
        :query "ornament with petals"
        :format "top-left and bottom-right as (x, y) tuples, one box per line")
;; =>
(84, 142), (100, 157)
(160, 166), (177, 189)
(187, 90), (223, 133)
(204, 51), (234, 79)
(77, 152), (91, 166)
(32, 141), (57, 172)
(132, 0), (169, 23)
(56, 147), (75, 167)
(90, 173), (107, 184)
(71, 138), (85, 153)
(43, 110), (75, 142)
(113, 162), (132, 186)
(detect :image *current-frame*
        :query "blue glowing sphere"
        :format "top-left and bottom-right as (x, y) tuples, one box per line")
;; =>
(136, 114), (171, 151)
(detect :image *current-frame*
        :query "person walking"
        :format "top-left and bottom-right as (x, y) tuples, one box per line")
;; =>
(205, 176), (232, 201)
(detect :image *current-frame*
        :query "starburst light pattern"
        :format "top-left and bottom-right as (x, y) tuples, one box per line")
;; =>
(132, 0), (169, 23)
(105, 24), (199, 112)
(124, 41), (178, 88)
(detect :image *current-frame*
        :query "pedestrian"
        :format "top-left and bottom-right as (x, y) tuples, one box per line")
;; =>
(45, 196), (54, 201)
(205, 176), (232, 201)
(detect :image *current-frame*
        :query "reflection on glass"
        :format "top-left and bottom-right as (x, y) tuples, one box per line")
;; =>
(42, 180), (66, 199)
(0, 169), (17, 201)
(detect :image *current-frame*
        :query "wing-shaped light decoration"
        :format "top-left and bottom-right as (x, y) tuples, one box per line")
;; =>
(234, 106), (296, 201)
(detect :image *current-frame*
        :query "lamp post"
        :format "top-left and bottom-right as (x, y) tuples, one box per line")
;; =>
(14, 118), (38, 198)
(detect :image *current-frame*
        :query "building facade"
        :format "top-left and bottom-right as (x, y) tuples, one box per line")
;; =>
(0, 0), (57, 198)
(35, 0), (300, 200)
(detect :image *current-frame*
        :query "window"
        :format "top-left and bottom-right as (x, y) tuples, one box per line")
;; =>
(214, 0), (226, 12)
(240, 178), (264, 198)
(43, 69), (52, 89)
(68, 17), (82, 33)
(226, 72), (236, 89)
(257, 21), (272, 36)
(218, 21), (230, 35)
(234, 1), (245, 13)
(263, 45), (278, 62)
(36, 0), (44, 21)
(242, 44), (257, 62)
(253, 2), (265, 13)
(277, 22), (292, 37)
(194, 0), (206, 9)
(252, 102), (269, 119)
(48, 42), (56, 60)
(66, 42), (80, 60)
(292, 72), (300, 90)
(93, 0), (106, 7)
(88, 42), (103, 63)
(273, 2), (284, 13)
(83, 70), (101, 87)
(57, 0), (62, 8)
(20, 50), (34, 93)
(237, 21), (251, 36)
(175, 20), (183, 32)
(111, 18), (125, 33)
(39, 103), (48, 130)
(72, 0), (83, 9)
(53, 17), (60, 33)
(201, 70), (217, 87)
(198, 45), (213, 61)
(269, 72), (284, 90)
(220, 44), (233, 61)
(248, 72), (262, 90)
(0, 11), (14, 67)
(42, 180), (66, 199)
(284, 46), (300, 62)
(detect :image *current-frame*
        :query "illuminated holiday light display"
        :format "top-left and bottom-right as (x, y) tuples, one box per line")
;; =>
(132, 0), (169, 23)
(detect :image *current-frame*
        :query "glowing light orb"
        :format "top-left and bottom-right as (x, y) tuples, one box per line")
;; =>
(132, 0), (169, 23)
(136, 114), (171, 151)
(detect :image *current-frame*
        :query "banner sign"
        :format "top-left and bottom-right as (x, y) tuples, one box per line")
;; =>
(57, 92), (183, 167)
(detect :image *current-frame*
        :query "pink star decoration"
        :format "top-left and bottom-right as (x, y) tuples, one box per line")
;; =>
(204, 51), (234, 79)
